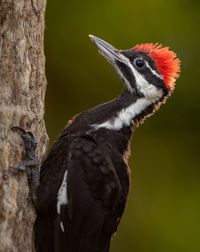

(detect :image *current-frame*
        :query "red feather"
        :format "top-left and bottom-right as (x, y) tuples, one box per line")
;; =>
(133, 43), (181, 89)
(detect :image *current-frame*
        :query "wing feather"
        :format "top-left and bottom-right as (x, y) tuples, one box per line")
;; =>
(58, 136), (123, 252)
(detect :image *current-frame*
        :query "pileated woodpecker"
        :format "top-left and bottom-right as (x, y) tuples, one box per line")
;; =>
(12, 35), (180, 252)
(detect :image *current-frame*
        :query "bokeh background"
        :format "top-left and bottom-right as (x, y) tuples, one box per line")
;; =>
(45, 1), (200, 251)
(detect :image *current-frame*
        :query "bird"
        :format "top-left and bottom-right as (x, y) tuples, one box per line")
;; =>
(12, 35), (180, 252)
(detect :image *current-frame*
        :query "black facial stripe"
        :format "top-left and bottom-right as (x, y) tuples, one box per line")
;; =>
(141, 54), (158, 72)
(116, 61), (135, 87)
(140, 66), (164, 88)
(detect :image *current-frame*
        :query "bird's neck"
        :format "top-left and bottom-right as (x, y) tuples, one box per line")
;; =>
(80, 89), (163, 159)
(91, 89), (163, 132)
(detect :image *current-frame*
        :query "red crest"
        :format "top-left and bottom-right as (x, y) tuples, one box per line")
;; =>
(133, 43), (181, 89)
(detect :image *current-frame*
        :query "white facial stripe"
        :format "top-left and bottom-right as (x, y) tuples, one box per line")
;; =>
(112, 54), (163, 98)
(93, 97), (155, 130)
(57, 170), (68, 214)
(145, 61), (163, 80)
(127, 61), (163, 99)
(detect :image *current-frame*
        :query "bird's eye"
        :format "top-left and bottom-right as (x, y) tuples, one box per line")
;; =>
(134, 58), (145, 69)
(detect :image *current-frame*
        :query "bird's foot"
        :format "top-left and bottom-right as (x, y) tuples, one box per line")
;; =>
(11, 126), (40, 207)
(11, 126), (37, 171)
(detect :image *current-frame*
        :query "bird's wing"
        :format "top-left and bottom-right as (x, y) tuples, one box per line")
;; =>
(55, 135), (124, 252)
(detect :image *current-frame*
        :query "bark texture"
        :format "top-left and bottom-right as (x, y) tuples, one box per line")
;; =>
(0, 1), (48, 251)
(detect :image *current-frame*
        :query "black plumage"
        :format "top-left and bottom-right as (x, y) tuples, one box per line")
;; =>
(35, 96), (132, 252)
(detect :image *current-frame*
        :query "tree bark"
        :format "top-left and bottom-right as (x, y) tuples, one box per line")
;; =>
(0, 1), (48, 251)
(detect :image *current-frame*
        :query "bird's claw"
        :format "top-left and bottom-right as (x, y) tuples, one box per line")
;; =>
(11, 126), (38, 171)
(11, 126), (40, 207)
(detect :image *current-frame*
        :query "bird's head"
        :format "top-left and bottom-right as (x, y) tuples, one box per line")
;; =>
(89, 35), (180, 101)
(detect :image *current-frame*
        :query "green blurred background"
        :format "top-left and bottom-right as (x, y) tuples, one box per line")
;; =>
(45, 1), (200, 251)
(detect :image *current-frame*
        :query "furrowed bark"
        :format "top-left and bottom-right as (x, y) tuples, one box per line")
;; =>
(0, 1), (48, 251)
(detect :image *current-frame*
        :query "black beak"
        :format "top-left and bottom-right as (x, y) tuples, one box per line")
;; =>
(89, 35), (129, 64)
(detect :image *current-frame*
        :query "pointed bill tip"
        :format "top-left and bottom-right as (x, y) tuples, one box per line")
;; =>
(88, 34), (95, 41)
(89, 34), (101, 45)
(88, 35), (106, 45)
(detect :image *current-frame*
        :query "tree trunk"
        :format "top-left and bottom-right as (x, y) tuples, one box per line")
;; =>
(0, 1), (48, 251)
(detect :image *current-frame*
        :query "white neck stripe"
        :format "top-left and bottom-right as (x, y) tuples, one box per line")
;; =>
(93, 97), (158, 131)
